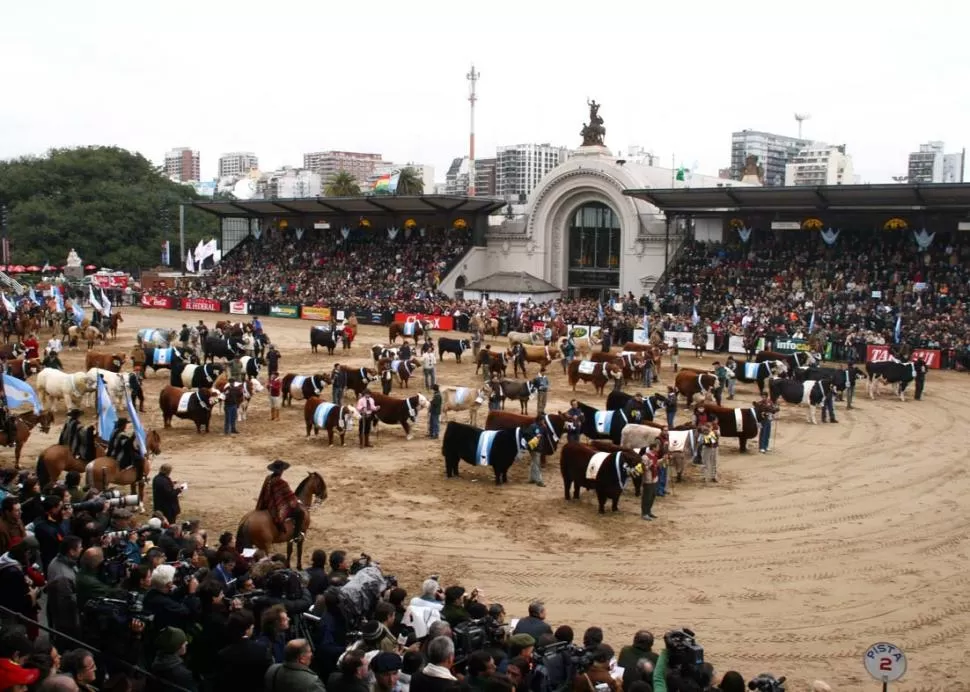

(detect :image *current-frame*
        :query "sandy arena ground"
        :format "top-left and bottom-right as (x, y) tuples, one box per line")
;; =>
(7, 308), (970, 690)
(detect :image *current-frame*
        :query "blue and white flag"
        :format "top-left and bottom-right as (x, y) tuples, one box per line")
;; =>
(894, 314), (902, 343)
(42, 260), (52, 273)
(88, 285), (104, 313)
(54, 291), (65, 313)
(100, 289), (111, 316)
(97, 375), (118, 439)
(549, 305), (556, 319)
(643, 311), (650, 336)
(515, 294), (523, 320)
(124, 386), (147, 454)
(72, 300), (85, 325)
(597, 302), (604, 322)
(29, 288), (39, 305)
(3, 374), (41, 414)
(1, 293), (15, 313)
(809, 310), (815, 333)
(692, 303), (700, 326)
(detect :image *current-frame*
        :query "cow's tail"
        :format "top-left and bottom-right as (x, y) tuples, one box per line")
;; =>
(35, 453), (50, 488)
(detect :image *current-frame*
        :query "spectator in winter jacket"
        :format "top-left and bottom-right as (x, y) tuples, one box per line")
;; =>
(152, 463), (182, 524)
(151, 627), (197, 692)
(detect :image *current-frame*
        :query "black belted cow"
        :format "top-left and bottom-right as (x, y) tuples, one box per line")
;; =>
(203, 335), (246, 363)
(605, 391), (666, 423)
(310, 327), (337, 355)
(794, 365), (864, 392)
(577, 403), (630, 445)
(342, 366), (379, 396)
(441, 421), (539, 485)
(438, 337), (471, 363)
(170, 362), (223, 389)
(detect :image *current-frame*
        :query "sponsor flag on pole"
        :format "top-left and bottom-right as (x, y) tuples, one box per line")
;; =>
(894, 314), (902, 343)
(692, 303), (700, 326)
(809, 310), (815, 333)
(3, 374), (41, 414)
(72, 299), (85, 325)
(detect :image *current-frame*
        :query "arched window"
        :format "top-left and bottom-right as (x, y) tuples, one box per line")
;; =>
(567, 202), (620, 293)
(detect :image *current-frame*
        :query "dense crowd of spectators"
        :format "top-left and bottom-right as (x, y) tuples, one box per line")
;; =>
(655, 230), (970, 364)
(176, 227), (473, 315)
(0, 465), (813, 692)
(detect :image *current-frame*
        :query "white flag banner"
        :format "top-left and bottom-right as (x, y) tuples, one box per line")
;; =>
(88, 285), (104, 312)
(295, 228), (304, 241)
(194, 240), (205, 262)
(186, 250), (196, 273)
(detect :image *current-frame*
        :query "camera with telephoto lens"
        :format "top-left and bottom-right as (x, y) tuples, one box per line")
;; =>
(105, 494), (140, 509)
(748, 674), (786, 692)
(169, 560), (207, 589)
(664, 628), (704, 669)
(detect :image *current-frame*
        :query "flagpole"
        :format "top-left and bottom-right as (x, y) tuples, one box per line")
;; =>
(179, 204), (186, 272)
(671, 154), (675, 186)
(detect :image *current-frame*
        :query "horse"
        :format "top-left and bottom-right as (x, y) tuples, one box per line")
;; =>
(108, 313), (124, 339)
(304, 397), (360, 446)
(85, 446), (154, 505)
(0, 411), (55, 469)
(236, 471), (328, 569)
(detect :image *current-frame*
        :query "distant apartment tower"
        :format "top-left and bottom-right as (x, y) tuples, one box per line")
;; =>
(730, 130), (811, 186)
(444, 157), (497, 196)
(164, 147), (200, 182)
(496, 143), (570, 202)
(368, 162), (437, 194)
(784, 144), (854, 186)
(218, 152), (258, 178)
(303, 151), (383, 187)
(908, 141), (965, 183)
(262, 167), (322, 199)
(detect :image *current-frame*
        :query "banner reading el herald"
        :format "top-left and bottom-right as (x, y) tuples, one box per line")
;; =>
(181, 297), (221, 312)
(393, 313), (454, 331)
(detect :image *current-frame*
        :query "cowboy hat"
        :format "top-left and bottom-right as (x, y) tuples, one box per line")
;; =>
(266, 459), (290, 473)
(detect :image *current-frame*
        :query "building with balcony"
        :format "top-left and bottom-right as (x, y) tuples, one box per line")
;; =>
(303, 151), (383, 187)
(164, 147), (200, 182)
(730, 130), (811, 186)
(496, 143), (570, 203)
(218, 152), (259, 178)
(907, 142), (964, 183)
(784, 144), (854, 186)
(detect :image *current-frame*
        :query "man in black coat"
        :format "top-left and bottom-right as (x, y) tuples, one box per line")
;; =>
(512, 601), (552, 640)
(216, 610), (274, 692)
(0, 536), (40, 621)
(152, 463), (182, 524)
(32, 495), (66, 570)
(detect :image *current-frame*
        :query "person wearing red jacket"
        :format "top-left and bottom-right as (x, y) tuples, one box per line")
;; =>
(22, 333), (39, 361)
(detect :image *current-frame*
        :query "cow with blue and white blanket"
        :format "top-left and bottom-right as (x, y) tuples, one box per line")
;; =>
(441, 421), (541, 485)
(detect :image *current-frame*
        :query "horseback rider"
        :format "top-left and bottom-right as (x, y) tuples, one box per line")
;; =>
(59, 408), (84, 458)
(106, 418), (137, 470)
(255, 459), (305, 542)
(128, 366), (145, 413)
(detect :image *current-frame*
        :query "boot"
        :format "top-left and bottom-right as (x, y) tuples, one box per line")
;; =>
(364, 432), (373, 448)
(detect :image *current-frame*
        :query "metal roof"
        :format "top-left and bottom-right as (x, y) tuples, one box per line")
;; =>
(463, 271), (560, 293)
(623, 183), (970, 213)
(192, 195), (507, 218)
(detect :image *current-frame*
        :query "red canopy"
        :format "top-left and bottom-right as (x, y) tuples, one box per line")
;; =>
(9, 265), (25, 273)
(25, 265), (40, 272)
(84, 264), (97, 270)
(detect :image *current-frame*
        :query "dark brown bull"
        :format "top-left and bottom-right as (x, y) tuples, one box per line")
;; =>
(567, 360), (623, 395)
(342, 366), (379, 396)
(675, 369), (718, 404)
(388, 320), (430, 344)
(378, 357), (419, 388)
(85, 351), (127, 373)
(158, 385), (222, 433)
(303, 396), (360, 446)
(559, 442), (643, 513)
(281, 372), (332, 407)
(697, 401), (759, 452)
(476, 348), (508, 377)
(370, 391), (429, 440)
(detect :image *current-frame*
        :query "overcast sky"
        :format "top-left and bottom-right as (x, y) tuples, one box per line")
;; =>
(2, 0), (966, 184)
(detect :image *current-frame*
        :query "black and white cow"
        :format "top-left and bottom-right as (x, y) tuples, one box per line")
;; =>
(371, 344), (400, 363)
(438, 337), (471, 363)
(768, 377), (830, 424)
(170, 362), (224, 389)
(310, 327), (337, 355)
(865, 360), (915, 401)
(795, 365), (864, 392)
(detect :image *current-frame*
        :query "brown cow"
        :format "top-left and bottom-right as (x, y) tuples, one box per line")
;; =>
(559, 442), (642, 513)
(108, 312), (124, 339)
(342, 366), (379, 397)
(692, 401), (759, 452)
(303, 396), (360, 446)
(6, 357), (42, 381)
(622, 343), (663, 377)
(158, 385), (223, 433)
(591, 351), (644, 381)
(377, 357), (420, 388)
(567, 360), (623, 395)
(85, 351), (127, 373)
(370, 391), (430, 440)
(512, 344), (560, 377)
(675, 369), (718, 404)
(475, 348), (508, 377)
(388, 320), (431, 344)
(0, 343), (26, 360)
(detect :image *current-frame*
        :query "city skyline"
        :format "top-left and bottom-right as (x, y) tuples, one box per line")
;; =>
(2, 1), (968, 186)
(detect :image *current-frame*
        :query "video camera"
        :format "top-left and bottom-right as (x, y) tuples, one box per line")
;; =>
(664, 628), (704, 669)
(530, 641), (594, 692)
(748, 674), (786, 692)
(168, 560), (207, 589)
(453, 617), (505, 657)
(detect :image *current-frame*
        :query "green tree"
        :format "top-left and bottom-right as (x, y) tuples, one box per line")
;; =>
(324, 171), (361, 197)
(0, 146), (218, 271)
(394, 167), (424, 196)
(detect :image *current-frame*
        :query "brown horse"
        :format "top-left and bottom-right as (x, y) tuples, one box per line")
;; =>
(38, 428), (160, 487)
(236, 471), (328, 569)
(84, 429), (161, 501)
(0, 410), (55, 469)
(109, 312), (124, 339)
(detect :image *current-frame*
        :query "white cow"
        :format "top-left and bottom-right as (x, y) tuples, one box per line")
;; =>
(84, 368), (128, 408)
(619, 423), (666, 451)
(36, 368), (97, 412)
(440, 386), (489, 426)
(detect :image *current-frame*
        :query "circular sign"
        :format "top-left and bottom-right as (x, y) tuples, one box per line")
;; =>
(864, 642), (907, 682)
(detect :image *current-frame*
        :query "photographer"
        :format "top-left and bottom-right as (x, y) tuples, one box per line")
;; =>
(33, 495), (67, 570)
(442, 585), (479, 627)
(215, 609), (274, 692)
(142, 563), (201, 631)
(0, 536), (41, 625)
(76, 547), (126, 610)
(570, 644), (617, 692)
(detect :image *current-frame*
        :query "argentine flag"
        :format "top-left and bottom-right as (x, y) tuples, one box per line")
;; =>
(643, 311), (649, 336)
(55, 291), (65, 314)
(3, 374), (41, 414)
(1, 293), (15, 313)
(97, 375), (118, 438)
(692, 303), (700, 326)
(29, 288), (39, 305)
(88, 285), (103, 313)
(124, 387), (147, 453)
(894, 314), (902, 343)
(809, 310), (815, 333)
(72, 300), (85, 325)
(597, 302), (604, 322)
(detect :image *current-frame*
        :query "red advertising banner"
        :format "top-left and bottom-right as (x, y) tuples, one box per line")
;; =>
(866, 344), (941, 369)
(531, 321), (545, 333)
(91, 275), (129, 289)
(140, 295), (175, 309)
(229, 300), (249, 315)
(393, 312), (454, 331)
(181, 297), (221, 313)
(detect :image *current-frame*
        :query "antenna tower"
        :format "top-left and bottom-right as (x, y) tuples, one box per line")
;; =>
(794, 112), (811, 140)
(467, 64), (480, 196)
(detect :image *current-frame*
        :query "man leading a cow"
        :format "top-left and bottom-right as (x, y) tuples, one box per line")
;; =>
(357, 389), (380, 448)
(255, 459), (305, 544)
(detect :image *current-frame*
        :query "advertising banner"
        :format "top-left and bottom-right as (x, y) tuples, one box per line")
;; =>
(92, 275), (129, 289)
(229, 300), (249, 316)
(181, 297), (221, 312)
(392, 312), (455, 331)
(301, 306), (332, 322)
(771, 337), (811, 354)
(269, 305), (300, 319)
(531, 321), (545, 333)
(866, 344), (941, 369)
(140, 295), (174, 309)
(664, 331), (715, 352)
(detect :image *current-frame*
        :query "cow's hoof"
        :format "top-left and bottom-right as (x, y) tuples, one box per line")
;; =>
(406, 435), (413, 441)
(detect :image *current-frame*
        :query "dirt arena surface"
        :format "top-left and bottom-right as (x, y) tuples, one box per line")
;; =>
(7, 308), (969, 690)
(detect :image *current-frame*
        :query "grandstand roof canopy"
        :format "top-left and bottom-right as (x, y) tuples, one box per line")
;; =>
(623, 183), (970, 214)
(192, 195), (507, 218)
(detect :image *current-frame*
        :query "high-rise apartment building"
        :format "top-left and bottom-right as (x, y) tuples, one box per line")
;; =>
(496, 143), (570, 202)
(730, 130), (811, 186)
(218, 152), (259, 179)
(784, 144), (854, 186)
(444, 157), (497, 196)
(164, 147), (200, 182)
(303, 151), (383, 187)
(907, 142), (965, 183)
